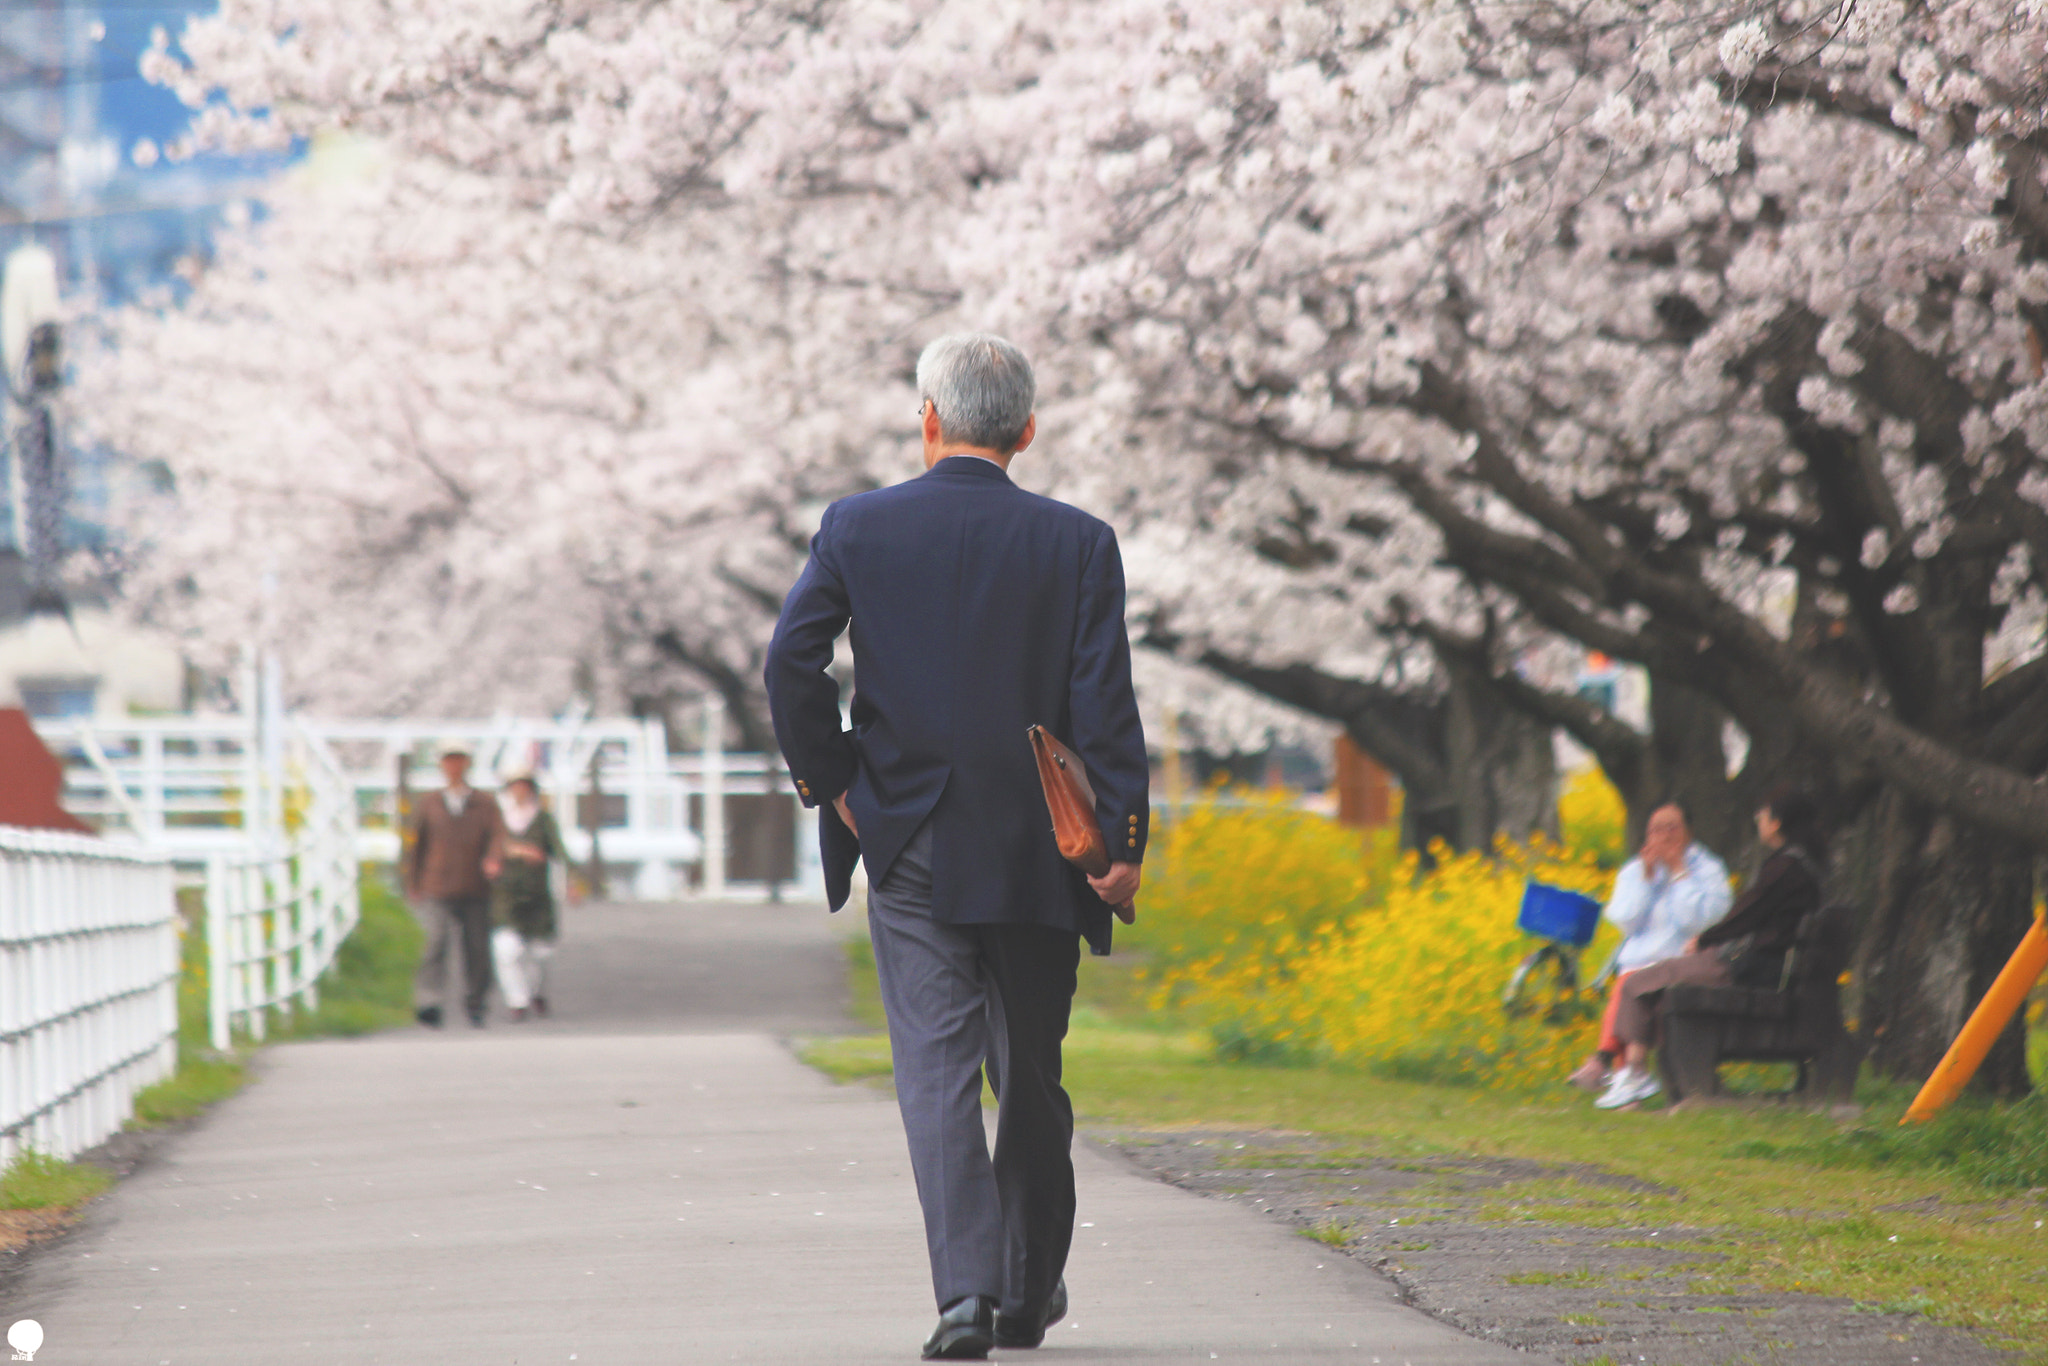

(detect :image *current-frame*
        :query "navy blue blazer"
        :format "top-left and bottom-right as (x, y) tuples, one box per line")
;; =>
(764, 455), (1149, 954)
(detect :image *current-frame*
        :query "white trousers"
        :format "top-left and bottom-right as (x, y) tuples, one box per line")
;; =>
(491, 927), (555, 1010)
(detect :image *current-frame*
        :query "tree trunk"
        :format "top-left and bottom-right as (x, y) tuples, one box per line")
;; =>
(649, 630), (777, 753)
(1146, 642), (1559, 853)
(1849, 791), (2036, 1095)
(1435, 659), (1558, 851)
(1613, 676), (1749, 859)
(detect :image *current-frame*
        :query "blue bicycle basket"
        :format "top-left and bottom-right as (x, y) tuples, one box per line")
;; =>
(1518, 882), (1602, 948)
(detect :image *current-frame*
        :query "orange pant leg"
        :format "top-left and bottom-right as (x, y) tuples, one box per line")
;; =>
(1599, 972), (1631, 1055)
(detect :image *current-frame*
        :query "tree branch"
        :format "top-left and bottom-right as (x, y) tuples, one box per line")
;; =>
(650, 628), (775, 753)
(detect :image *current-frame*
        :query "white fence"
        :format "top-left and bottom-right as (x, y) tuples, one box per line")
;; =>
(0, 828), (178, 1164)
(10, 699), (816, 1137)
(205, 721), (362, 1051)
(37, 696), (823, 901)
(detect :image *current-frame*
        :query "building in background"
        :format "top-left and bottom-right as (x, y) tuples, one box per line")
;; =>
(0, 3), (286, 716)
(1, 0), (286, 557)
(1331, 735), (1394, 829)
(1, 1), (281, 305)
(0, 547), (183, 718)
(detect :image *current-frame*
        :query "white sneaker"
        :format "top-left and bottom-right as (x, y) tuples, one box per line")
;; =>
(1594, 1066), (1662, 1109)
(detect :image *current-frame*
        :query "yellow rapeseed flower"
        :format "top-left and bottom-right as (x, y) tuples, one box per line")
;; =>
(1135, 785), (1620, 1087)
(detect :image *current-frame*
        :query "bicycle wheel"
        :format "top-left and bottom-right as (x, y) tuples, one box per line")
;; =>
(1502, 942), (1583, 1019)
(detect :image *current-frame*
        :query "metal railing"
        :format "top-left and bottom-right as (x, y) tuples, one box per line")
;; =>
(205, 721), (362, 1050)
(309, 712), (719, 894)
(0, 827), (178, 1164)
(36, 697), (823, 900)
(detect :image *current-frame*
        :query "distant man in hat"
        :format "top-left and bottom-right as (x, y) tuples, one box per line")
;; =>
(406, 738), (504, 1027)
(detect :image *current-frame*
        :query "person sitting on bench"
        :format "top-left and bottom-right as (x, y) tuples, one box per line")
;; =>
(1567, 800), (1731, 1094)
(1595, 784), (1824, 1110)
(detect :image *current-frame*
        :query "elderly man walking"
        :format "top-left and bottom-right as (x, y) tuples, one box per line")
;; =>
(765, 334), (1148, 1359)
(406, 739), (503, 1028)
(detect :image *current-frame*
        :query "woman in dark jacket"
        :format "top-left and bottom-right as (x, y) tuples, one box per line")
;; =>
(490, 769), (568, 1021)
(1594, 784), (1823, 1109)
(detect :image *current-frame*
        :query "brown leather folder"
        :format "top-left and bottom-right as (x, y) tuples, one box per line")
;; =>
(1028, 724), (1135, 924)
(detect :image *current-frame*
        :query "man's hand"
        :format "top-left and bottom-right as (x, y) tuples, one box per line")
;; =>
(1089, 860), (1141, 907)
(833, 792), (859, 837)
(483, 856), (503, 879)
(1639, 806), (1691, 878)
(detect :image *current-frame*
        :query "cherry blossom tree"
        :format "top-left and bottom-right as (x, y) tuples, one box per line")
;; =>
(950, 0), (2048, 1089)
(111, 0), (1353, 759)
(83, 150), (876, 738)
(119, 0), (2048, 1087)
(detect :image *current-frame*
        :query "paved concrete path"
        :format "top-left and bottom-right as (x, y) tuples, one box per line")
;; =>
(5, 901), (1541, 1366)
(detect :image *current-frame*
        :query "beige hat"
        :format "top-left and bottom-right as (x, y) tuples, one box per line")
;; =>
(435, 737), (473, 760)
(498, 762), (538, 787)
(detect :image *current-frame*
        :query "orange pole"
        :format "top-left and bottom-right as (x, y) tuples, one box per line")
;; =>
(1901, 911), (2048, 1124)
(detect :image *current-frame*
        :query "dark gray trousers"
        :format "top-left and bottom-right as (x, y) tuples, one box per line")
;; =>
(413, 894), (492, 1019)
(867, 822), (1080, 1315)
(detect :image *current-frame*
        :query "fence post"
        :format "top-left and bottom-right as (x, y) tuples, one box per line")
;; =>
(247, 861), (268, 1043)
(142, 729), (166, 839)
(703, 695), (726, 898)
(634, 716), (673, 899)
(195, 724), (360, 1051)
(207, 855), (231, 1051)
(584, 750), (607, 900)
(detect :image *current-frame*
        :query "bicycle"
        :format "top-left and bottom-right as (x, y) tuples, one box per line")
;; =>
(1502, 882), (1616, 1022)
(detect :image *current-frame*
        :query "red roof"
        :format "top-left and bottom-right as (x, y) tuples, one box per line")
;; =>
(0, 707), (93, 833)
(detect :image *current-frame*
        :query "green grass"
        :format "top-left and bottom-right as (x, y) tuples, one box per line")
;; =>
(0, 1149), (111, 1210)
(804, 1031), (895, 1084)
(843, 932), (885, 1030)
(1064, 1036), (2048, 1352)
(269, 874), (422, 1039)
(1303, 1220), (1350, 1247)
(1735, 1092), (2048, 1191)
(804, 924), (2048, 1361)
(1506, 1269), (1604, 1287)
(126, 889), (257, 1132)
(2032, 1001), (2047, 1089)
(129, 1051), (248, 1128)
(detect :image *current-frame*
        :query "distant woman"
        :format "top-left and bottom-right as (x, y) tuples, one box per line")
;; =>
(491, 768), (567, 1022)
(1594, 784), (1824, 1110)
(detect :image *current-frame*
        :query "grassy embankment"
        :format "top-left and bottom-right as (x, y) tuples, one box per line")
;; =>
(803, 775), (2048, 1360)
(1, 871), (420, 1237)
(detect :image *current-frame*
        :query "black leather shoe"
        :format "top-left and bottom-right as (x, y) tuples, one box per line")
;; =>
(415, 1006), (443, 1028)
(993, 1278), (1067, 1349)
(921, 1295), (995, 1360)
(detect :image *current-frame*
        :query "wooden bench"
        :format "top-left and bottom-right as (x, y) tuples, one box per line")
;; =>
(1655, 903), (1862, 1105)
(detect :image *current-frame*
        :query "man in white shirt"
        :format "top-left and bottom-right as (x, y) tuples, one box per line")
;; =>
(1567, 801), (1732, 1092)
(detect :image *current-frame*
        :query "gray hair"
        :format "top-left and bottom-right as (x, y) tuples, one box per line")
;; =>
(916, 333), (1036, 453)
